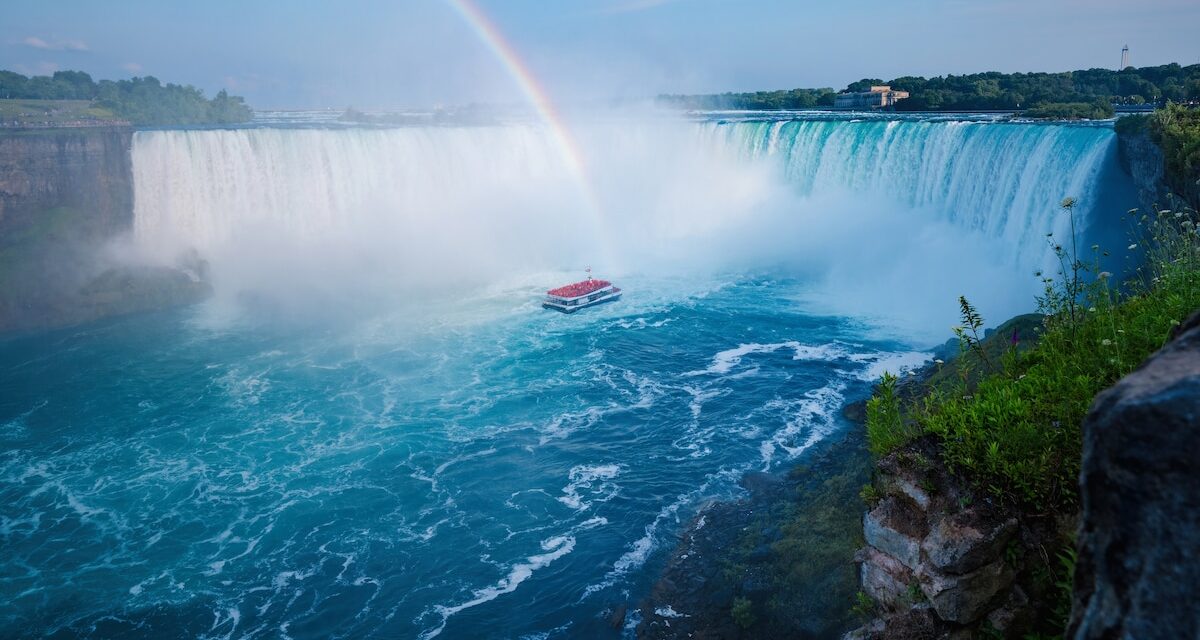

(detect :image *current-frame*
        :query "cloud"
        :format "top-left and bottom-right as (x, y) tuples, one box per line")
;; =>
(21, 36), (89, 51)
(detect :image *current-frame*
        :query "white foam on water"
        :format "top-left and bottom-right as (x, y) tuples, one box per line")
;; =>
(558, 464), (623, 511)
(758, 382), (846, 470)
(846, 350), (932, 381)
(655, 605), (688, 618)
(418, 535), (577, 640)
(580, 467), (743, 600)
(686, 341), (853, 377)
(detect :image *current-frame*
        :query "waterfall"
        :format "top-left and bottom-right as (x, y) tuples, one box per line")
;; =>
(701, 119), (1117, 269)
(129, 118), (1126, 326)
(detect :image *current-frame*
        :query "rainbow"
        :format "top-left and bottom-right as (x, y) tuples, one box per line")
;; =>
(446, 0), (615, 268)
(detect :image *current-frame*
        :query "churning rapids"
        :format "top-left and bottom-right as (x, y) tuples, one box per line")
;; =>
(0, 114), (1130, 638)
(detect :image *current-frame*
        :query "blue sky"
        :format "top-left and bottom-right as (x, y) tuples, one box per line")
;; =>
(4, 0), (1199, 108)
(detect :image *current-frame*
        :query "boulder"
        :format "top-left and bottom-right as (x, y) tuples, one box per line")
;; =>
(1069, 311), (1200, 639)
(985, 584), (1031, 636)
(858, 546), (915, 611)
(919, 557), (1013, 624)
(921, 508), (1017, 575)
(863, 496), (926, 570)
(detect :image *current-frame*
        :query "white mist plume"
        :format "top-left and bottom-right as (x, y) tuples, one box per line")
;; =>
(127, 114), (1114, 336)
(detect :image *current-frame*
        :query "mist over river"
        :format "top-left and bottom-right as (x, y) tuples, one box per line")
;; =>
(0, 114), (1132, 638)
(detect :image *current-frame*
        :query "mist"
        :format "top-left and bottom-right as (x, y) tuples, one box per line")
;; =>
(122, 113), (1073, 341)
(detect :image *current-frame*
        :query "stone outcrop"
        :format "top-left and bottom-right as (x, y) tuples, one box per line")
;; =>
(1068, 311), (1200, 639)
(0, 127), (133, 239)
(0, 127), (210, 332)
(845, 439), (1033, 638)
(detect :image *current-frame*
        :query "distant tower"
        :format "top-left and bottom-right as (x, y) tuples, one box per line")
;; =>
(1120, 44), (1130, 70)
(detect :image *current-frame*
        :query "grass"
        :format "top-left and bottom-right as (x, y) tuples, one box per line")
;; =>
(0, 99), (119, 125)
(866, 200), (1200, 511)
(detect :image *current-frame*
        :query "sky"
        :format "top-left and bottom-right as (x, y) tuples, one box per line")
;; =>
(3, 0), (1199, 109)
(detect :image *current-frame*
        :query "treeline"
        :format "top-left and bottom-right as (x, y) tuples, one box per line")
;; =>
(658, 88), (835, 110)
(0, 70), (252, 125)
(659, 63), (1200, 112)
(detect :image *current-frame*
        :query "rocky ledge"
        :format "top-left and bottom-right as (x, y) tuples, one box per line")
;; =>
(849, 308), (1200, 639)
(1068, 311), (1200, 638)
(844, 437), (1058, 639)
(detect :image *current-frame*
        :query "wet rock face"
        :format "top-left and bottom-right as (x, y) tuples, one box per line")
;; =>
(1069, 311), (1200, 639)
(0, 128), (133, 239)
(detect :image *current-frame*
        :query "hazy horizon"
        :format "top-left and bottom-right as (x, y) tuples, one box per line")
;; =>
(4, 0), (1199, 110)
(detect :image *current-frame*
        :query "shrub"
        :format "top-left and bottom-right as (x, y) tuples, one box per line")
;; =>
(864, 201), (1200, 510)
(865, 373), (918, 456)
(731, 596), (756, 629)
(1023, 100), (1115, 120)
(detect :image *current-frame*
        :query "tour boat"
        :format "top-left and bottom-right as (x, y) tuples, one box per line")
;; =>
(543, 275), (621, 313)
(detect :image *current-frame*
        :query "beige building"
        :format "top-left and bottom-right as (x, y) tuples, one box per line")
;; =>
(834, 86), (910, 110)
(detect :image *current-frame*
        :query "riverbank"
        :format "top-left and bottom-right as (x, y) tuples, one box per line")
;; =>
(636, 423), (872, 639)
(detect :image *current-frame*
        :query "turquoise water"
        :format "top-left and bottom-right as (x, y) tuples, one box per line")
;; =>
(1, 115), (1132, 638)
(0, 276), (924, 639)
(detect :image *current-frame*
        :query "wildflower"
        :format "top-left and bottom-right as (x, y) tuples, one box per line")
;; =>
(1091, 244), (1100, 252)
(1061, 197), (1077, 209)
(1176, 212), (1185, 219)
(1160, 209), (1172, 215)
(1128, 244), (1138, 250)
(934, 359), (945, 365)
(1098, 271), (1112, 279)
(1088, 307), (1097, 312)
(1101, 339), (1112, 346)
(1010, 329), (1020, 346)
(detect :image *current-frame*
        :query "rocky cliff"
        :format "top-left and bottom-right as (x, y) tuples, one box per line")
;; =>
(1069, 311), (1200, 639)
(844, 437), (1063, 639)
(1116, 131), (1171, 215)
(0, 127), (134, 239)
(0, 127), (209, 333)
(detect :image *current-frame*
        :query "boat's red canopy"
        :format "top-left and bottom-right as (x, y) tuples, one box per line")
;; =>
(547, 279), (611, 298)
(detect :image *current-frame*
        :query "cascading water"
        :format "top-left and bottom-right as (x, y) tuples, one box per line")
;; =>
(2, 115), (1133, 639)
(130, 118), (1119, 318)
(701, 119), (1115, 269)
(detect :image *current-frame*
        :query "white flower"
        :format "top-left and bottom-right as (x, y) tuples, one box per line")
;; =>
(1101, 339), (1112, 346)
(1098, 271), (1112, 279)
(934, 359), (945, 365)
(1128, 244), (1138, 250)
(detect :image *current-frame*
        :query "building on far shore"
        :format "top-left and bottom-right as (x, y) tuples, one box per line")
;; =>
(833, 86), (910, 110)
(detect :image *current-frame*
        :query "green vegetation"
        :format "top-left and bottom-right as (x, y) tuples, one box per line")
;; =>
(1150, 103), (1200, 208)
(0, 70), (252, 125)
(659, 63), (1200, 114)
(1023, 100), (1115, 120)
(865, 197), (1200, 509)
(0, 99), (118, 125)
(864, 373), (916, 456)
(718, 435), (870, 638)
(730, 597), (756, 629)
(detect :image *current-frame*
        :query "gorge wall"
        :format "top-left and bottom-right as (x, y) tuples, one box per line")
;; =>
(0, 127), (133, 242)
(0, 127), (206, 333)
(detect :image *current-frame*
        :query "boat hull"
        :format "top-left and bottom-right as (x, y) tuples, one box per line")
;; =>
(542, 291), (622, 313)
